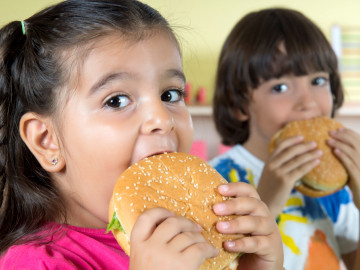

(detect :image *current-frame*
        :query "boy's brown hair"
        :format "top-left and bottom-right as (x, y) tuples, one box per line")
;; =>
(213, 8), (344, 146)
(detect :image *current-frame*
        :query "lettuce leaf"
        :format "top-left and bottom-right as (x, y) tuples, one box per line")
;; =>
(106, 211), (124, 233)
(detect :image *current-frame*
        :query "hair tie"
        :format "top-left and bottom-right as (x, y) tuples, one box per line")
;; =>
(20, 20), (26, 35)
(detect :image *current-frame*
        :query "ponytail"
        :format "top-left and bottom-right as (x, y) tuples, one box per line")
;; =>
(0, 20), (64, 254)
(0, 21), (28, 226)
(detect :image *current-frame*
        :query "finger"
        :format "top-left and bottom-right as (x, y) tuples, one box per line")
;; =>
(330, 128), (360, 150)
(333, 147), (360, 177)
(217, 182), (260, 199)
(213, 195), (267, 217)
(271, 141), (318, 170)
(216, 215), (275, 236)
(271, 135), (304, 156)
(223, 235), (272, 255)
(280, 148), (322, 175)
(152, 215), (203, 244)
(131, 207), (175, 245)
(328, 136), (359, 161)
(285, 157), (320, 182)
(181, 241), (219, 262)
(169, 231), (209, 252)
(328, 138), (360, 173)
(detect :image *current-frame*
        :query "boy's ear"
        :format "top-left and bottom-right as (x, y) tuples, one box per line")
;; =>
(19, 112), (65, 173)
(234, 108), (249, 121)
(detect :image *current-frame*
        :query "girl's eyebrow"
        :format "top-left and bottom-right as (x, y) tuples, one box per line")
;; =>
(88, 72), (133, 96)
(165, 69), (186, 84)
(88, 69), (186, 96)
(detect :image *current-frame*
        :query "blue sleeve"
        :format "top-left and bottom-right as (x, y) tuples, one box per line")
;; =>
(317, 187), (352, 223)
(212, 158), (249, 184)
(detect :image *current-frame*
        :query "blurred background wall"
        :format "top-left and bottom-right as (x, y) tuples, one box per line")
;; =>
(1, 0), (360, 104)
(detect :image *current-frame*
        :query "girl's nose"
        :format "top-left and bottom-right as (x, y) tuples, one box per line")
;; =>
(140, 101), (175, 135)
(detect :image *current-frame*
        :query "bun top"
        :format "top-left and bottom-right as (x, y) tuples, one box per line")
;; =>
(111, 152), (241, 270)
(269, 117), (348, 196)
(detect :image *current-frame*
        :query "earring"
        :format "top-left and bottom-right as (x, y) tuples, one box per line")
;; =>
(51, 158), (58, 166)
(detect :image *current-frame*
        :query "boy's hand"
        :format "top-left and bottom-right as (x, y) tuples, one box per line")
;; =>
(257, 136), (322, 217)
(129, 208), (218, 270)
(328, 128), (360, 209)
(213, 182), (284, 270)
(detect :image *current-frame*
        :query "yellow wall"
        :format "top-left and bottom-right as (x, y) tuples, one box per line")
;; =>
(1, 0), (360, 103)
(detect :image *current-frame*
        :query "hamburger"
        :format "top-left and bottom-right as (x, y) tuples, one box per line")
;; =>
(107, 152), (242, 270)
(269, 116), (348, 197)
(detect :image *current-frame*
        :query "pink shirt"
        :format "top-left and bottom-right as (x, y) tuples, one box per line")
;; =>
(0, 223), (129, 269)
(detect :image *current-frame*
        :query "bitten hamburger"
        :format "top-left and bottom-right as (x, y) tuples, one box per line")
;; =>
(269, 116), (348, 197)
(107, 152), (242, 270)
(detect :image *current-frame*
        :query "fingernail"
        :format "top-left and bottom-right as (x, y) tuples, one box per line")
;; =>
(226, 241), (235, 248)
(218, 185), (229, 192)
(219, 221), (230, 229)
(328, 138), (335, 145)
(212, 247), (220, 257)
(196, 224), (203, 231)
(316, 150), (323, 156)
(310, 141), (317, 147)
(214, 203), (226, 212)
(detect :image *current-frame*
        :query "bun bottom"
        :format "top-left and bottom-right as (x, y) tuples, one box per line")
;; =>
(109, 196), (131, 255)
(295, 182), (343, 198)
(112, 228), (130, 255)
(224, 257), (240, 270)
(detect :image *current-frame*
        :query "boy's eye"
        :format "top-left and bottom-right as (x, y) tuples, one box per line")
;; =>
(161, 89), (184, 102)
(272, 84), (288, 93)
(105, 95), (130, 109)
(312, 77), (328, 86)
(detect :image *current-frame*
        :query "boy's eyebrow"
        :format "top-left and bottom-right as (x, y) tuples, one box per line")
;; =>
(88, 69), (186, 96)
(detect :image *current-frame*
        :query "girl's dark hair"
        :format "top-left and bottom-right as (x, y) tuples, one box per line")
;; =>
(213, 8), (344, 146)
(0, 0), (175, 254)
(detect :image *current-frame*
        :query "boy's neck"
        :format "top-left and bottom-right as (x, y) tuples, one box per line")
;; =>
(242, 140), (269, 162)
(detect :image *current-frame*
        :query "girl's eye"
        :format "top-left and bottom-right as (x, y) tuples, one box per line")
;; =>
(161, 89), (184, 102)
(272, 84), (288, 93)
(312, 77), (328, 86)
(105, 95), (130, 109)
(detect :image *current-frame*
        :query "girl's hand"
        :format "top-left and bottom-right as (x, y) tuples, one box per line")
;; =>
(213, 182), (284, 270)
(257, 136), (322, 217)
(129, 207), (218, 270)
(328, 128), (360, 209)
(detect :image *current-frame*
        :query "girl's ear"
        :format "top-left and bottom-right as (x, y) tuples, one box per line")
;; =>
(19, 112), (65, 173)
(234, 108), (249, 121)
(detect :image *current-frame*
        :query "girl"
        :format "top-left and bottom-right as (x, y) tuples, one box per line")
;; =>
(210, 8), (360, 270)
(0, 1), (284, 269)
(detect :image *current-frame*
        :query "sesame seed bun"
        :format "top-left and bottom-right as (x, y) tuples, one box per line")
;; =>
(269, 117), (348, 197)
(108, 152), (241, 270)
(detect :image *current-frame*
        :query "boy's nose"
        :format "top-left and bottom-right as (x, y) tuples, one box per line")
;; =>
(295, 79), (317, 111)
(140, 102), (175, 135)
